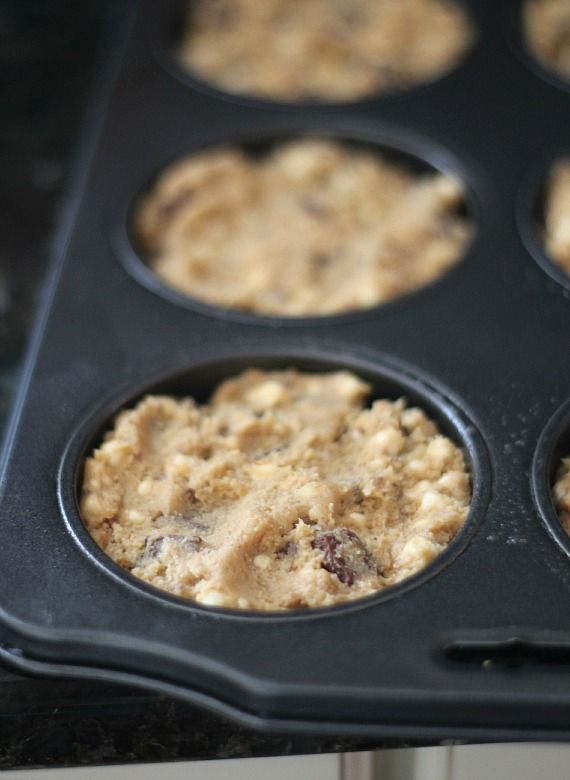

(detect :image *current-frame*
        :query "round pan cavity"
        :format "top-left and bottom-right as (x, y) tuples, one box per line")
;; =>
(116, 126), (477, 326)
(58, 346), (491, 618)
(149, 0), (478, 111)
(518, 152), (570, 294)
(506, 0), (570, 95)
(533, 401), (570, 558)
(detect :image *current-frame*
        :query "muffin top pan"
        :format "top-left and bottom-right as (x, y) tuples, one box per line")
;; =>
(3, 0), (570, 742)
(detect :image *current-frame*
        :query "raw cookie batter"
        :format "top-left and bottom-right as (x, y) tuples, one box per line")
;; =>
(543, 160), (570, 275)
(178, 0), (473, 102)
(553, 455), (570, 533)
(524, 0), (570, 81)
(81, 369), (471, 610)
(135, 139), (471, 316)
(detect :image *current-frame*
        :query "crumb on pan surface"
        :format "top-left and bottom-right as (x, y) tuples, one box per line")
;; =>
(135, 139), (471, 317)
(524, 0), (570, 81)
(544, 160), (570, 275)
(554, 456), (570, 534)
(178, 0), (473, 102)
(81, 369), (472, 610)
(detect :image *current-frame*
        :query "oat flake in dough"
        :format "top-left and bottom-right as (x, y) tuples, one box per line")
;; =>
(81, 370), (471, 610)
(135, 139), (471, 316)
(179, 0), (473, 102)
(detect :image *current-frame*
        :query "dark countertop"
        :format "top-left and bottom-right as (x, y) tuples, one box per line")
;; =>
(0, 669), (393, 769)
(0, 1), (430, 768)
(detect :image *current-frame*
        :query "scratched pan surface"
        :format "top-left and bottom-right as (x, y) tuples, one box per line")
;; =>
(3, 0), (570, 741)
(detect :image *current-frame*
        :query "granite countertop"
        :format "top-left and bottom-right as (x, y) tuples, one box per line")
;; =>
(0, 1), (432, 768)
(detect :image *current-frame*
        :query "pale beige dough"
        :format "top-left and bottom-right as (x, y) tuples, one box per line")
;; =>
(553, 456), (570, 533)
(524, 0), (570, 81)
(178, 0), (473, 102)
(544, 161), (570, 275)
(135, 139), (471, 316)
(81, 369), (471, 610)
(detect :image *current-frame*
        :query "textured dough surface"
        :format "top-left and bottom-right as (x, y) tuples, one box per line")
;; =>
(81, 370), (471, 610)
(178, 0), (473, 101)
(135, 139), (471, 316)
(544, 160), (570, 274)
(554, 457), (570, 533)
(524, 0), (570, 81)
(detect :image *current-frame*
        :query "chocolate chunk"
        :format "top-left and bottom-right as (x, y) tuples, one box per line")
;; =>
(186, 488), (197, 502)
(146, 534), (202, 559)
(312, 528), (378, 585)
(276, 541), (297, 557)
(158, 513), (209, 531)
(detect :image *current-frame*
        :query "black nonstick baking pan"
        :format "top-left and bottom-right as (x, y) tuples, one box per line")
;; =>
(4, 0), (570, 742)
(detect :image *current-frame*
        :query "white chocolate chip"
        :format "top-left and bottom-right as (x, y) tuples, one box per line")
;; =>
(199, 590), (231, 607)
(126, 509), (145, 524)
(101, 439), (131, 468)
(401, 407), (423, 431)
(246, 380), (286, 408)
(419, 490), (445, 513)
(137, 478), (154, 496)
(82, 493), (101, 515)
(426, 436), (455, 469)
(370, 428), (404, 455)
(398, 535), (440, 569)
(253, 554), (271, 570)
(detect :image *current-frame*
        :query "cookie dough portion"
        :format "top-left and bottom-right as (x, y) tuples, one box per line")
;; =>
(81, 369), (471, 610)
(524, 0), (570, 81)
(178, 0), (473, 102)
(553, 456), (570, 533)
(544, 160), (570, 275)
(135, 139), (471, 316)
